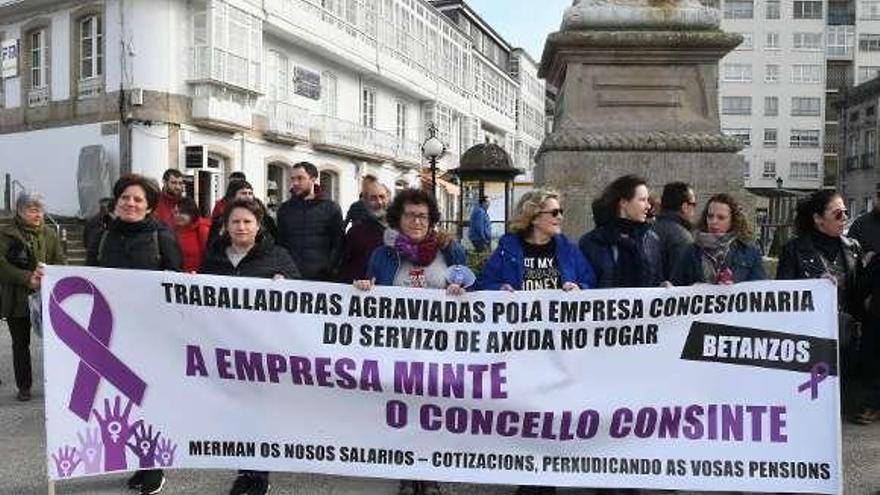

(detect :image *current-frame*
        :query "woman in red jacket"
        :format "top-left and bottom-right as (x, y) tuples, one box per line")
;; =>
(174, 197), (211, 273)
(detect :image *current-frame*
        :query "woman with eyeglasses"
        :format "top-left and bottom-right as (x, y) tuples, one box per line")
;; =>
(777, 190), (866, 419)
(353, 188), (474, 495)
(478, 189), (594, 293)
(579, 174), (664, 289)
(671, 193), (766, 286)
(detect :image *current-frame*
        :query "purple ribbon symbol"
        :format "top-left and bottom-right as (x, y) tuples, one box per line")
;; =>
(48, 276), (146, 421)
(797, 362), (831, 400)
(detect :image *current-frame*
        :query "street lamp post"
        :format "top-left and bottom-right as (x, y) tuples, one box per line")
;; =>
(421, 122), (447, 199)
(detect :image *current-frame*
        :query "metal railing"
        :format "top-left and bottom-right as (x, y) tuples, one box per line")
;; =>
(310, 115), (399, 160)
(4, 174), (65, 242)
(266, 101), (311, 141)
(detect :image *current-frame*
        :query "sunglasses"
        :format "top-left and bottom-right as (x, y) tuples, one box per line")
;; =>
(539, 208), (564, 218)
(831, 209), (849, 221)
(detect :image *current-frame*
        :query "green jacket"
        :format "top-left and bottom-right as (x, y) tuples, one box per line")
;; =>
(0, 218), (65, 318)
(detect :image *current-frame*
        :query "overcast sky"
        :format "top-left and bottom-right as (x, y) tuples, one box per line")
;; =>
(465, 0), (573, 62)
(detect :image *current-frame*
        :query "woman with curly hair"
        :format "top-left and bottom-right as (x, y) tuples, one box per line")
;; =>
(671, 193), (766, 285)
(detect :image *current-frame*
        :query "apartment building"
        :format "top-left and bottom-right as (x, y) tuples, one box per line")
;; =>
(0, 0), (544, 219)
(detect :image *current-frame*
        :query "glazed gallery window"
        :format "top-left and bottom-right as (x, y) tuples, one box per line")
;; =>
(79, 15), (103, 80)
(30, 28), (48, 89)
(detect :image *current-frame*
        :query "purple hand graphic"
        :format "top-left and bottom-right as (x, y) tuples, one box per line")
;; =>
(77, 428), (104, 474)
(127, 420), (161, 469)
(92, 396), (136, 471)
(154, 438), (177, 467)
(51, 446), (81, 478)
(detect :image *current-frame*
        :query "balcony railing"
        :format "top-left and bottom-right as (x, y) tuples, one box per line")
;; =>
(310, 115), (399, 161)
(265, 101), (310, 143)
(27, 87), (49, 108)
(396, 139), (423, 167)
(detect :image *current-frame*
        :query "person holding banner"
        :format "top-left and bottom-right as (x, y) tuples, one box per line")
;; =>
(477, 188), (594, 291)
(671, 193), (765, 286)
(776, 190), (865, 418)
(0, 192), (64, 401)
(200, 198), (300, 495)
(87, 174), (182, 495)
(579, 175), (663, 289)
(354, 188), (474, 495)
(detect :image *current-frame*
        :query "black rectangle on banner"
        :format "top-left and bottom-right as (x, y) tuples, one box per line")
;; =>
(680, 321), (837, 375)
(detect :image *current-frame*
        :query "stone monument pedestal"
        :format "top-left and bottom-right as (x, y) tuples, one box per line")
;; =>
(537, 8), (754, 233)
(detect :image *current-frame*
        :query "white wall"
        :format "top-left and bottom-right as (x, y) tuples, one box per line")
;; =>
(0, 123), (119, 216)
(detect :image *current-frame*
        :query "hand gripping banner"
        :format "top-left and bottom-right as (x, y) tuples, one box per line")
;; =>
(48, 276), (146, 421)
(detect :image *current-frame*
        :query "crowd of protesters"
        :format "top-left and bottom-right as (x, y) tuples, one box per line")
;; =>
(1, 165), (879, 495)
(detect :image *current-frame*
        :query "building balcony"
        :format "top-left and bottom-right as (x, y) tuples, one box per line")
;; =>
(191, 84), (254, 131)
(862, 153), (875, 169)
(310, 115), (398, 162)
(395, 139), (423, 167)
(265, 101), (310, 144)
(826, 25), (854, 60)
(27, 87), (49, 108)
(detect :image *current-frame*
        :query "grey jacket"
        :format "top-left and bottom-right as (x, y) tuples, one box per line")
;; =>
(653, 211), (694, 281)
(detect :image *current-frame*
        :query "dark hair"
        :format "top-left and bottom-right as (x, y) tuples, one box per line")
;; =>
(223, 199), (265, 228)
(795, 190), (842, 236)
(113, 174), (161, 212)
(162, 169), (184, 182)
(224, 179), (254, 200)
(229, 171), (247, 181)
(176, 196), (201, 220)
(386, 188), (441, 230)
(660, 182), (692, 212)
(293, 161), (319, 179)
(698, 193), (752, 240)
(591, 174), (648, 225)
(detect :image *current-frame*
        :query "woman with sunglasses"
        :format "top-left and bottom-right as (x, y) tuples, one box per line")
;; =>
(777, 190), (866, 419)
(478, 189), (594, 293)
(579, 174), (663, 289)
(671, 193), (765, 286)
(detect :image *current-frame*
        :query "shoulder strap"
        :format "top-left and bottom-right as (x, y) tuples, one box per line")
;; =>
(97, 230), (109, 264)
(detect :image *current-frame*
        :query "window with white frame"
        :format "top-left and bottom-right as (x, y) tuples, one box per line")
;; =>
(194, 2), (262, 92)
(858, 66), (880, 84)
(29, 28), (48, 89)
(791, 64), (822, 83)
(265, 50), (288, 102)
(765, 32), (780, 49)
(396, 101), (407, 140)
(860, 33), (880, 51)
(722, 96), (752, 115)
(793, 32), (822, 50)
(765, 96), (779, 116)
(79, 15), (103, 80)
(764, 128), (778, 147)
(322, 71), (337, 117)
(793, 1), (822, 19)
(790, 161), (819, 179)
(723, 63), (752, 82)
(791, 97), (821, 116)
(735, 33), (754, 50)
(766, 0), (781, 19)
(724, 0), (754, 19)
(763, 160), (777, 178)
(790, 129), (821, 148)
(361, 86), (376, 128)
(826, 26), (854, 57)
(861, 0), (880, 19)
(765, 64), (780, 83)
(723, 128), (751, 146)
(865, 129), (876, 155)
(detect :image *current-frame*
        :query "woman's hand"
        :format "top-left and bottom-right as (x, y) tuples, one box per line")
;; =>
(446, 284), (465, 296)
(499, 284), (515, 292)
(562, 282), (579, 292)
(28, 263), (46, 289)
(273, 274), (285, 280)
(353, 279), (375, 291)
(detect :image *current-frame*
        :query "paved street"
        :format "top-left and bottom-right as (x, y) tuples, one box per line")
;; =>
(1, 321), (878, 495)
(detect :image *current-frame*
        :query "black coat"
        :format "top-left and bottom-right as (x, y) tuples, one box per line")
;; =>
(276, 194), (343, 281)
(653, 211), (694, 281)
(200, 235), (301, 280)
(86, 218), (182, 271)
(849, 210), (880, 255)
(579, 222), (663, 289)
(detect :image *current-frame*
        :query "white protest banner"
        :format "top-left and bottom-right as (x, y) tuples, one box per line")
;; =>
(42, 266), (841, 493)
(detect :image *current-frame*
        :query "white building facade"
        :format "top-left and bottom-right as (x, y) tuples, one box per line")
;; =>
(0, 0), (544, 219)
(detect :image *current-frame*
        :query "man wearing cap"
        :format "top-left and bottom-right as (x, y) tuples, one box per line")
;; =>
(849, 183), (880, 257)
(468, 196), (492, 253)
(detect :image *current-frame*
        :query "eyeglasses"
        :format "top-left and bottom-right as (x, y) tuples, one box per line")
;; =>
(402, 212), (430, 223)
(686, 201), (697, 207)
(831, 209), (849, 221)
(538, 208), (564, 218)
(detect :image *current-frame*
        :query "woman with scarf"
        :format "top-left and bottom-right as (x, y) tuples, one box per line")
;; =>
(671, 193), (765, 285)
(0, 192), (64, 402)
(579, 174), (663, 289)
(353, 188), (474, 495)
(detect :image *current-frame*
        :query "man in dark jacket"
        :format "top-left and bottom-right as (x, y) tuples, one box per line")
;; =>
(343, 174), (379, 230)
(653, 182), (696, 281)
(338, 180), (390, 282)
(276, 162), (344, 281)
(849, 183), (880, 256)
